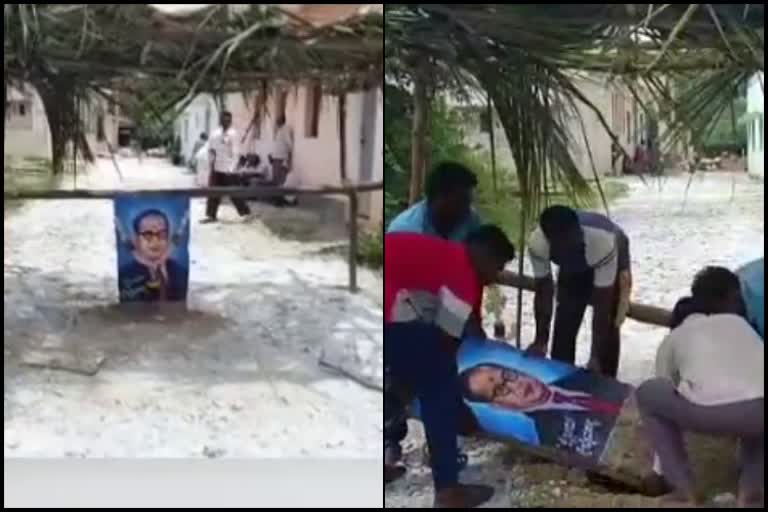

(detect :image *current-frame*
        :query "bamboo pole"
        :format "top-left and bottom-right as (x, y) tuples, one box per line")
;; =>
(338, 91), (358, 293)
(514, 209), (526, 348)
(338, 92), (348, 182)
(3, 182), (384, 200)
(348, 191), (359, 293)
(497, 270), (673, 328)
(409, 68), (428, 205)
(487, 93), (498, 199)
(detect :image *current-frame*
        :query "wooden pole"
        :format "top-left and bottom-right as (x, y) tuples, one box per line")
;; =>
(3, 182), (384, 201)
(338, 91), (357, 293)
(514, 209), (526, 348)
(497, 270), (673, 328)
(409, 68), (428, 205)
(73, 96), (79, 189)
(487, 93), (498, 199)
(348, 191), (359, 293)
(338, 92), (348, 182)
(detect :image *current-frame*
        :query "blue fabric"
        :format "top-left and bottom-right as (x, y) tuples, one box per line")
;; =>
(386, 199), (482, 241)
(385, 322), (460, 489)
(576, 210), (621, 234)
(737, 258), (764, 340)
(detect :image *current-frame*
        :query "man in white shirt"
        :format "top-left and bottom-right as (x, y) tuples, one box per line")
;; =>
(201, 111), (252, 223)
(271, 114), (293, 186)
(637, 266), (764, 507)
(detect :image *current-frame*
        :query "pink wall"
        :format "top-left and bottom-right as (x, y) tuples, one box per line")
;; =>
(224, 84), (382, 225)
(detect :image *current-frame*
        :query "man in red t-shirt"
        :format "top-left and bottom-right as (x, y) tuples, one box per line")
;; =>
(385, 226), (515, 509)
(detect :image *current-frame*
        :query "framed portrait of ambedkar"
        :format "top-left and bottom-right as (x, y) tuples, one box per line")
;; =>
(456, 337), (632, 465)
(113, 194), (190, 303)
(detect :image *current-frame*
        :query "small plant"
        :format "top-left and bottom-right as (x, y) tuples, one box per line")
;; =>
(357, 228), (383, 269)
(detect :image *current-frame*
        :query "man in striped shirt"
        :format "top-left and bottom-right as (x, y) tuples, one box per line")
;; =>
(525, 206), (631, 378)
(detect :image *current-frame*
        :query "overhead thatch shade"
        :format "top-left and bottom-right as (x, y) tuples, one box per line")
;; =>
(386, 3), (763, 210)
(4, 3), (383, 172)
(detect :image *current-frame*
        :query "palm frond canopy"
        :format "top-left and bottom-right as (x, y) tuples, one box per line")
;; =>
(4, 4), (383, 173)
(385, 4), (764, 214)
(5, 4), (383, 92)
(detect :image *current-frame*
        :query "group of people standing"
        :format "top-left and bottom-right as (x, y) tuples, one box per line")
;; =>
(384, 161), (764, 508)
(189, 110), (297, 224)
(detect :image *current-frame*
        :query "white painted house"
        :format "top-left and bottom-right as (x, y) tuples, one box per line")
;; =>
(176, 84), (383, 227)
(5, 84), (126, 164)
(458, 74), (686, 178)
(5, 85), (53, 161)
(746, 73), (764, 179)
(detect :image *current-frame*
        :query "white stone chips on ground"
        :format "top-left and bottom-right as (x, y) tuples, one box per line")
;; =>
(386, 171), (764, 508)
(4, 157), (383, 459)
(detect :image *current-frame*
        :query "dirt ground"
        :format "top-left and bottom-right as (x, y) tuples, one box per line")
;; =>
(5, 157), (383, 459)
(386, 172), (763, 508)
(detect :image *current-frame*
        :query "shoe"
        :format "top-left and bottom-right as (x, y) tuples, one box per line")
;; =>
(639, 472), (672, 497)
(384, 444), (403, 466)
(199, 217), (217, 224)
(424, 446), (469, 472)
(385, 465), (406, 485)
(434, 483), (494, 508)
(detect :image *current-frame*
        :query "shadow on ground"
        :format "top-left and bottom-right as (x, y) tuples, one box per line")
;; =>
(4, 262), (382, 397)
(246, 196), (349, 244)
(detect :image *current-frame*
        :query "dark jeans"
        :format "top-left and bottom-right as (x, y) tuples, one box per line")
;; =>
(205, 171), (252, 219)
(552, 270), (621, 377)
(270, 159), (289, 186)
(636, 378), (764, 499)
(552, 235), (629, 378)
(385, 322), (461, 490)
(384, 390), (409, 450)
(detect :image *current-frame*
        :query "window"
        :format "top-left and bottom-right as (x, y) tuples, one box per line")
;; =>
(625, 111), (631, 143)
(7, 100), (33, 130)
(252, 105), (262, 140)
(759, 116), (764, 152)
(97, 111), (106, 142)
(275, 90), (288, 122)
(305, 82), (322, 138)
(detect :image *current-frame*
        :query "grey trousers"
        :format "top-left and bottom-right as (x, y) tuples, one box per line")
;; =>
(636, 378), (764, 498)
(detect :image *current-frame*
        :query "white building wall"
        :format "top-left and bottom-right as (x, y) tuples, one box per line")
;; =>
(178, 84), (383, 225)
(5, 85), (124, 163)
(458, 75), (685, 179)
(4, 86), (52, 161)
(566, 77), (615, 178)
(747, 73), (764, 179)
(175, 93), (219, 163)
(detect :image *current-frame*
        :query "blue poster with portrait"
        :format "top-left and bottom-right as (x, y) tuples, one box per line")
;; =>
(410, 337), (631, 466)
(114, 194), (190, 303)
